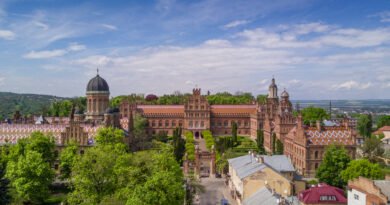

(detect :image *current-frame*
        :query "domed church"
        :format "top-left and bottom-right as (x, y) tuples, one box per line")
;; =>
(85, 71), (110, 122)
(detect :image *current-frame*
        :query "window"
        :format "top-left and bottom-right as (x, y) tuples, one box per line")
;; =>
(158, 120), (162, 127)
(172, 120), (176, 127)
(319, 195), (336, 201)
(224, 121), (228, 127)
(165, 120), (169, 127)
(315, 163), (318, 169)
(179, 120), (183, 127)
(201, 121), (204, 127)
(189, 121), (193, 128)
(244, 121), (249, 127)
(314, 151), (319, 159)
(354, 194), (359, 200)
(195, 121), (199, 128)
(152, 121), (156, 127)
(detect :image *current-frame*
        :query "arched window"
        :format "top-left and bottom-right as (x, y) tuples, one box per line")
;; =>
(172, 120), (176, 127)
(189, 121), (193, 128)
(158, 120), (162, 127)
(165, 120), (169, 127)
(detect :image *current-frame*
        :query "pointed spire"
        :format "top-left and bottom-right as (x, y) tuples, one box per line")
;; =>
(97, 68), (99, 76)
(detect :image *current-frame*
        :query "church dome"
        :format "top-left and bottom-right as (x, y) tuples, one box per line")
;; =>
(269, 78), (277, 89)
(281, 89), (289, 98)
(86, 74), (109, 94)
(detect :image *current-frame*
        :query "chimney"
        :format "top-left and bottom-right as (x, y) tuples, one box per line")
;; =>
(316, 120), (321, 131)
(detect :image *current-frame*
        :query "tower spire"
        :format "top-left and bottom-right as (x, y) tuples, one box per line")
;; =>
(97, 68), (99, 75)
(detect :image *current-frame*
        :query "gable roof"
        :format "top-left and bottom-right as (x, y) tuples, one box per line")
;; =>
(243, 187), (279, 205)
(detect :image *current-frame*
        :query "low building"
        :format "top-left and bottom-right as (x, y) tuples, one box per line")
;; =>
(348, 176), (390, 205)
(374, 126), (390, 144)
(298, 183), (347, 205)
(228, 154), (305, 205)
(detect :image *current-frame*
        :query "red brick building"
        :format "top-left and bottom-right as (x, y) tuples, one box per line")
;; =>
(120, 78), (294, 143)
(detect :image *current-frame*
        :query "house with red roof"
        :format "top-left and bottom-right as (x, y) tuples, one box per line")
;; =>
(374, 126), (390, 144)
(299, 183), (347, 205)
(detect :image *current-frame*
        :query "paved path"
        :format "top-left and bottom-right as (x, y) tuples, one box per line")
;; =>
(195, 177), (237, 205)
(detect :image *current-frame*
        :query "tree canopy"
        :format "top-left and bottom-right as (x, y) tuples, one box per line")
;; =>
(340, 159), (384, 183)
(300, 106), (329, 125)
(376, 115), (390, 129)
(357, 114), (373, 138)
(316, 145), (351, 188)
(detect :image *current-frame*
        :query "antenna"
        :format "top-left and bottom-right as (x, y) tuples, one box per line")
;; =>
(97, 68), (99, 75)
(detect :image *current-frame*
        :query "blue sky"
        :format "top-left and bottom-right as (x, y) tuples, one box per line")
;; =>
(0, 0), (390, 100)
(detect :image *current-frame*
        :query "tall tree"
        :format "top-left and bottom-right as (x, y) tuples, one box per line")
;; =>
(361, 136), (384, 162)
(275, 139), (284, 155)
(316, 145), (351, 188)
(6, 150), (54, 204)
(340, 159), (384, 183)
(257, 130), (265, 154)
(132, 114), (149, 151)
(232, 122), (238, 144)
(59, 142), (78, 180)
(173, 127), (185, 165)
(357, 114), (373, 138)
(272, 133), (276, 154)
(25, 132), (56, 164)
(67, 145), (128, 204)
(0, 146), (11, 205)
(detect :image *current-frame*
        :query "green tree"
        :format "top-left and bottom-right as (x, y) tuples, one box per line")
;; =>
(67, 145), (128, 204)
(256, 130), (265, 154)
(0, 146), (11, 205)
(316, 145), (351, 188)
(95, 127), (125, 146)
(272, 133), (276, 154)
(361, 136), (384, 162)
(132, 114), (150, 151)
(376, 115), (390, 129)
(26, 132), (56, 164)
(125, 146), (184, 205)
(357, 114), (373, 138)
(301, 106), (329, 125)
(172, 127), (185, 165)
(256, 95), (267, 104)
(340, 159), (384, 183)
(59, 142), (78, 180)
(232, 122), (238, 144)
(6, 150), (54, 204)
(275, 139), (284, 155)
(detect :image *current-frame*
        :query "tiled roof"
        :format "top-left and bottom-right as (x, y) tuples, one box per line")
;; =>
(137, 105), (184, 114)
(305, 127), (355, 146)
(374, 180), (390, 199)
(299, 183), (347, 204)
(243, 187), (279, 205)
(374, 126), (390, 135)
(210, 105), (256, 114)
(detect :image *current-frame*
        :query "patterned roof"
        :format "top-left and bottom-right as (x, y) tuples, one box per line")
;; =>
(0, 124), (101, 145)
(305, 127), (355, 146)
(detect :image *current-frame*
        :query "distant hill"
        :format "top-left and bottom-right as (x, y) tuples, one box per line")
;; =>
(0, 92), (69, 119)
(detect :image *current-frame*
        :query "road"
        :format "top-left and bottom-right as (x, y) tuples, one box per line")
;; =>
(195, 177), (237, 205)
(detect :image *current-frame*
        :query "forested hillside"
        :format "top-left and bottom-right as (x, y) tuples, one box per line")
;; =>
(0, 92), (69, 119)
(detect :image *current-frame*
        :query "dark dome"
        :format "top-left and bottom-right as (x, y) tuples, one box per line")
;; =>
(281, 89), (289, 98)
(86, 74), (109, 93)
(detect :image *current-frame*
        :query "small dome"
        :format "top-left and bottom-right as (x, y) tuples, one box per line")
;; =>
(269, 78), (277, 89)
(86, 74), (109, 93)
(281, 89), (289, 98)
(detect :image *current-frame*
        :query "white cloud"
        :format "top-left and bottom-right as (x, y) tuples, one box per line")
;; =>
(332, 81), (372, 90)
(101, 24), (117, 31)
(223, 20), (249, 29)
(33, 21), (49, 30)
(0, 29), (15, 40)
(68, 43), (86, 51)
(23, 43), (86, 59)
(23, 49), (68, 59)
(371, 11), (390, 23)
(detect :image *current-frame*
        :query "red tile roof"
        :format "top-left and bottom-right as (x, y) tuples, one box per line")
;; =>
(299, 183), (347, 204)
(305, 127), (355, 146)
(373, 126), (390, 135)
(210, 105), (256, 114)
